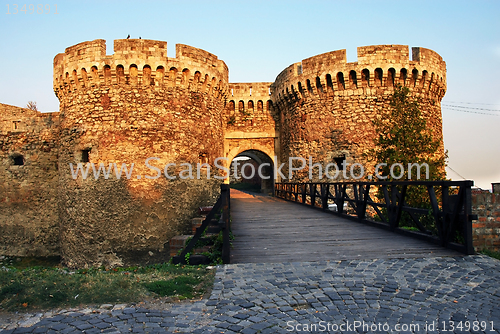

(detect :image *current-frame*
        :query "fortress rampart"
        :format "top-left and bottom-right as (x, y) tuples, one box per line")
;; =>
(0, 40), (447, 267)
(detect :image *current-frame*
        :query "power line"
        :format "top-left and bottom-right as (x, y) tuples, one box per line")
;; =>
(446, 165), (467, 180)
(442, 106), (500, 116)
(444, 100), (499, 106)
(442, 104), (500, 112)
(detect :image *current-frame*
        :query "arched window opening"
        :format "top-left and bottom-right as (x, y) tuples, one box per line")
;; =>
(202, 74), (209, 91)
(362, 69), (370, 87)
(298, 82), (305, 96)
(129, 64), (138, 85)
(326, 74), (334, 92)
(316, 77), (323, 94)
(421, 70), (428, 88)
(155, 66), (165, 85)
(90, 66), (99, 86)
(194, 71), (201, 90)
(349, 70), (358, 89)
(65, 72), (71, 91)
(306, 79), (313, 94)
(72, 70), (78, 89)
(248, 100), (254, 111)
(429, 72), (435, 91)
(169, 67), (178, 87)
(81, 68), (88, 86)
(375, 68), (383, 86)
(143, 65), (152, 86)
(182, 68), (190, 87)
(257, 100), (263, 112)
(104, 65), (111, 85)
(411, 69), (418, 87)
(238, 100), (244, 112)
(337, 72), (345, 90)
(400, 68), (408, 86)
(116, 65), (125, 84)
(266, 100), (273, 114)
(388, 68), (396, 87)
(228, 100), (235, 113)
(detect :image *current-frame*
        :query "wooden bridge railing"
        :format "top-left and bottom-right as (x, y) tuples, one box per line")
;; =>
(275, 181), (477, 255)
(173, 184), (231, 264)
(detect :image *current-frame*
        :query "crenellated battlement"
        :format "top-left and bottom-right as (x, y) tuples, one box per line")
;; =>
(53, 39), (229, 100)
(272, 44), (446, 106)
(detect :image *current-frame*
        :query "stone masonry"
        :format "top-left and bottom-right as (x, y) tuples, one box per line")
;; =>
(0, 39), (447, 267)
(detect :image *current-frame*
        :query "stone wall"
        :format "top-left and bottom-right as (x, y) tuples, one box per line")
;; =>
(472, 193), (500, 252)
(53, 39), (229, 268)
(0, 103), (60, 256)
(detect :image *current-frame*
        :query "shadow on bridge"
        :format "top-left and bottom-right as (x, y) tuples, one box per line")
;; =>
(229, 189), (461, 264)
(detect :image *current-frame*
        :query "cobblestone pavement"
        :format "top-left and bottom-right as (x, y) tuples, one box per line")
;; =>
(1, 255), (499, 333)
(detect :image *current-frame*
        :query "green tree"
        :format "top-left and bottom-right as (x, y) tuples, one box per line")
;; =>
(372, 85), (446, 181)
(370, 85), (447, 233)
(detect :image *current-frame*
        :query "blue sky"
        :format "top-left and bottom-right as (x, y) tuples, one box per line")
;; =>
(1, 0), (499, 189)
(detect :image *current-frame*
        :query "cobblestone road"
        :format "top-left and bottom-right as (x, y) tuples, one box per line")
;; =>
(1, 255), (499, 333)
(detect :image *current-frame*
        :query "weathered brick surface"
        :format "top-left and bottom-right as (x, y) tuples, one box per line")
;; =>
(0, 103), (59, 256)
(472, 193), (500, 252)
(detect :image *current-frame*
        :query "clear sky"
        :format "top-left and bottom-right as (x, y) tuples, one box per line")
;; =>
(1, 0), (499, 189)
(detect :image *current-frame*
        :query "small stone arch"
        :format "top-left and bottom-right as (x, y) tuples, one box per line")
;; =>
(326, 74), (334, 92)
(349, 70), (358, 89)
(143, 65), (152, 86)
(361, 69), (370, 87)
(90, 66), (99, 86)
(129, 64), (138, 85)
(306, 79), (313, 94)
(81, 68), (88, 86)
(169, 67), (178, 87)
(388, 68), (396, 87)
(116, 65), (125, 84)
(155, 66), (165, 85)
(103, 65), (111, 85)
(337, 72), (345, 90)
(257, 100), (263, 112)
(400, 68), (408, 86)
(411, 69), (419, 87)
(374, 68), (383, 86)
(182, 68), (190, 87)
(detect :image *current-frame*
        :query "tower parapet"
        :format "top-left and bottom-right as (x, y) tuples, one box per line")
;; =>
(271, 45), (447, 181)
(54, 39), (229, 102)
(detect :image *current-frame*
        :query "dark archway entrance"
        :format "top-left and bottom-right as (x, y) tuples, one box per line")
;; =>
(229, 150), (274, 195)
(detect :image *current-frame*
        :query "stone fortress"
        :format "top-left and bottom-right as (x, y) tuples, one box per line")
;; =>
(0, 39), (446, 267)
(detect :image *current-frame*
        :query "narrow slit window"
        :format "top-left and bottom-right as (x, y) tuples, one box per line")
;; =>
(334, 155), (346, 171)
(81, 149), (91, 163)
(12, 155), (24, 166)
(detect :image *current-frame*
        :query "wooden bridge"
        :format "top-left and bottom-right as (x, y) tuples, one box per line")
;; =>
(230, 189), (460, 263)
(174, 181), (475, 265)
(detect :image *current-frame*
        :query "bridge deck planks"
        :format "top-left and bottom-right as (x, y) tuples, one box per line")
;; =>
(229, 189), (461, 263)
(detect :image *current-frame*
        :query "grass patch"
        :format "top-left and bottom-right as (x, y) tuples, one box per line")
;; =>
(0, 258), (215, 312)
(479, 249), (500, 260)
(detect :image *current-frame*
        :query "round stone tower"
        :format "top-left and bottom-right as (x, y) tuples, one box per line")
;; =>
(271, 45), (447, 181)
(53, 39), (229, 267)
